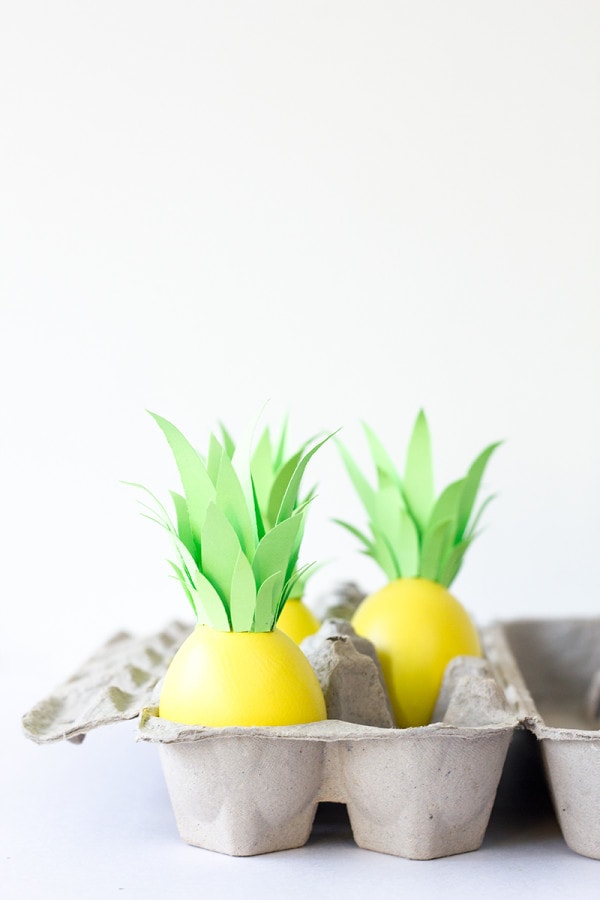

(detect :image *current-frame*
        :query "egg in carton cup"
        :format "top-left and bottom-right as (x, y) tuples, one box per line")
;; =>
(23, 411), (518, 857)
(23, 616), (516, 859)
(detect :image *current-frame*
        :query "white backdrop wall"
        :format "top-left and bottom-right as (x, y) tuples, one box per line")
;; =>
(1, 2), (598, 698)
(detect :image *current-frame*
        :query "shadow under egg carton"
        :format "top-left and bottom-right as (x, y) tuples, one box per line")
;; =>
(482, 619), (600, 861)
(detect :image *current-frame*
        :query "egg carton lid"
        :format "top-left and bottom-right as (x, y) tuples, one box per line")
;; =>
(22, 620), (191, 744)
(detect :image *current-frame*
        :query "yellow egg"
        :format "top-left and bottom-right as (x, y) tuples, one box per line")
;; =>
(352, 578), (481, 728)
(159, 625), (326, 727)
(277, 597), (320, 644)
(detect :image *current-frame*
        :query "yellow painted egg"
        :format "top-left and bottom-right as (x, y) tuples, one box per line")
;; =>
(159, 625), (326, 727)
(277, 597), (320, 644)
(352, 577), (481, 728)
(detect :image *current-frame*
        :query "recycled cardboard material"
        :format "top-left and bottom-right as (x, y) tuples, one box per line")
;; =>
(482, 619), (600, 860)
(23, 617), (515, 859)
(301, 619), (394, 727)
(22, 621), (190, 743)
(139, 714), (512, 858)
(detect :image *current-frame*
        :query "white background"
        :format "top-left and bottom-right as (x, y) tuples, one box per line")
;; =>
(1, 2), (599, 897)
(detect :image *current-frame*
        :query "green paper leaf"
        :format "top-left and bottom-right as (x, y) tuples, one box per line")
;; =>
(218, 421), (236, 459)
(277, 432), (335, 523)
(457, 441), (502, 540)
(163, 521), (203, 591)
(396, 509), (420, 578)
(333, 518), (374, 552)
(286, 561), (320, 600)
(129, 482), (202, 588)
(362, 422), (403, 493)
(200, 502), (242, 616)
(250, 427), (275, 519)
(167, 560), (197, 617)
(170, 491), (196, 557)
(206, 433), (224, 485)
(274, 561), (317, 622)
(231, 422), (259, 533)
(124, 481), (174, 528)
(420, 518), (453, 581)
(466, 493), (497, 540)
(252, 514), (304, 599)
(193, 570), (231, 631)
(215, 450), (256, 558)
(149, 412), (215, 548)
(403, 409), (434, 534)
(285, 512), (306, 585)
(230, 550), (257, 631)
(254, 571), (282, 632)
(266, 449), (303, 527)
(370, 525), (401, 581)
(336, 439), (378, 522)
(274, 416), (289, 470)
(372, 473), (405, 555)
(439, 539), (472, 588)
(251, 475), (266, 541)
(425, 478), (465, 546)
(153, 514), (227, 628)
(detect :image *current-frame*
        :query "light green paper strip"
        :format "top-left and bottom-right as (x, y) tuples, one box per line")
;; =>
(277, 432), (336, 524)
(466, 493), (497, 541)
(218, 421), (236, 460)
(231, 421), (259, 540)
(149, 412), (216, 548)
(200, 502), (242, 615)
(170, 491), (195, 556)
(403, 410), (434, 534)
(254, 571), (282, 632)
(372, 475), (405, 556)
(206, 433), (224, 485)
(192, 570), (231, 631)
(167, 560), (197, 617)
(362, 422), (404, 494)
(252, 514), (303, 600)
(419, 518), (453, 582)
(249, 427), (274, 520)
(425, 479), (464, 543)
(336, 440), (378, 523)
(439, 539), (472, 588)
(370, 524), (401, 581)
(229, 550), (257, 631)
(457, 441), (502, 540)
(214, 449), (256, 559)
(396, 508), (420, 578)
(266, 449), (303, 527)
(332, 518), (373, 551)
(273, 416), (289, 470)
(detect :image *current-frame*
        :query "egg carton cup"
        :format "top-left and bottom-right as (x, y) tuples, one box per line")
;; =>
(23, 618), (516, 859)
(482, 618), (600, 860)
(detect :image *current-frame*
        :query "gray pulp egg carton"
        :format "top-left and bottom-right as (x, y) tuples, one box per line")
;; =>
(23, 617), (516, 859)
(482, 618), (600, 860)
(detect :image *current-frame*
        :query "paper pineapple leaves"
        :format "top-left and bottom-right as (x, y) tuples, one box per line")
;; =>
(133, 413), (331, 632)
(336, 411), (499, 587)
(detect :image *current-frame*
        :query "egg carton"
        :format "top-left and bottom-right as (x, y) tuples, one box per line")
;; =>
(482, 618), (600, 860)
(22, 616), (519, 859)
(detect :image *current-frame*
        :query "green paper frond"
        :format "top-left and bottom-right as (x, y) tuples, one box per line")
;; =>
(337, 411), (500, 588)
(131, 413), (333, 632)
